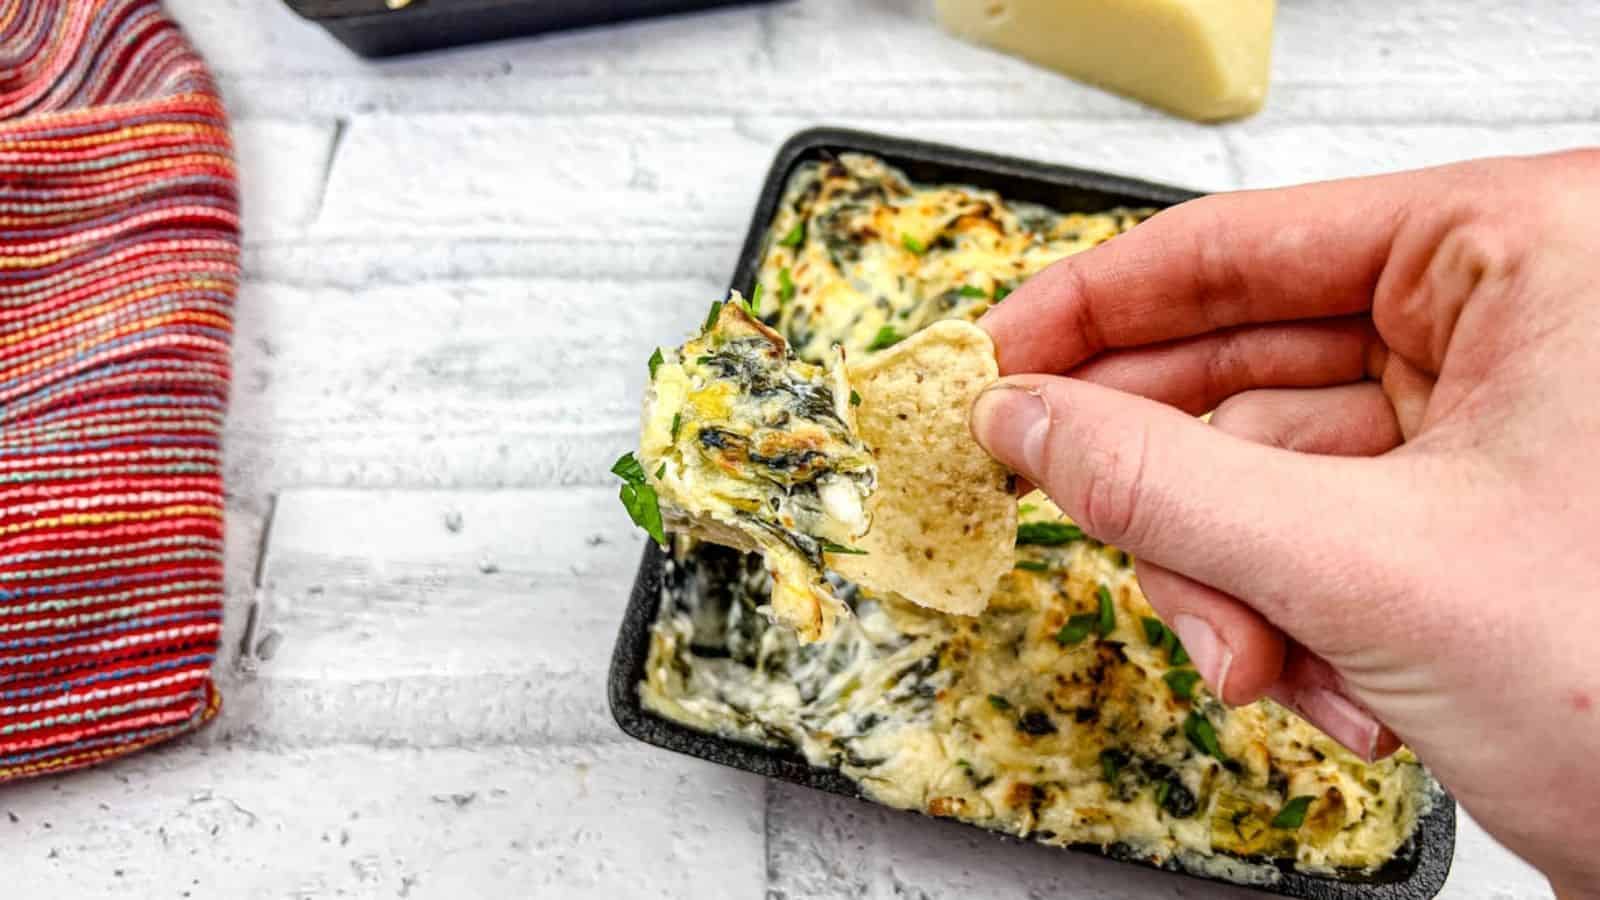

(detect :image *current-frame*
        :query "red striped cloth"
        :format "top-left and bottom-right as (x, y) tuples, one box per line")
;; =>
(0, 0), (235, 782)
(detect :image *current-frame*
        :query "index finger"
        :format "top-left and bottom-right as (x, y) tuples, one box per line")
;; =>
(979, 174), (1411, 376)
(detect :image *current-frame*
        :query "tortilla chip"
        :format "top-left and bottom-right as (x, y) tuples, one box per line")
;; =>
(829, 320), (1016, 615)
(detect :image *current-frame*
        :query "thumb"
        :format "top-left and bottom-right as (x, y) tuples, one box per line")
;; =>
(970, 374), (1410, 648)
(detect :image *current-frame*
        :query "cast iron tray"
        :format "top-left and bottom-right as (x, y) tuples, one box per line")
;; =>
(607, 126), (1457, 899)
(284, 0), (784, 58)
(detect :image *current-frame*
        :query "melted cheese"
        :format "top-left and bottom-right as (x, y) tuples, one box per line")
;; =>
(642, 156), (1432, 882)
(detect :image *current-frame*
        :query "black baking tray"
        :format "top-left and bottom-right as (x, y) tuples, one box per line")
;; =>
(607, 126), (1457, 899)
(284, 0), (784, 58)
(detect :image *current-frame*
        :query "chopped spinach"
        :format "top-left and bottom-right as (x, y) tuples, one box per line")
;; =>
(1013, 560), (1049, 572)
(958, 284), (988, 299)
(1017, 710), (1057, 736)
(987, 694), (1013, 712)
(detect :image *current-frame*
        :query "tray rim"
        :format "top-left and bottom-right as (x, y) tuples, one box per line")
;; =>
(606, 125), (1458, 900)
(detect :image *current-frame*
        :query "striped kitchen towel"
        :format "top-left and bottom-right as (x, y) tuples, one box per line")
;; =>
(0, 0), (236, 782)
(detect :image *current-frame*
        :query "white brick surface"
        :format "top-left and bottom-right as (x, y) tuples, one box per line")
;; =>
(7, 0), (1581, 895)
(219, 488), (643, 746)
(3, 742), (764, 900)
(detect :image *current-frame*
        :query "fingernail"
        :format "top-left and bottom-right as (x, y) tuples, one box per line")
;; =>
(971, 384), (1050, 477)
(1172, 614), (1233, 703)
(1295, 687), (1382, 761)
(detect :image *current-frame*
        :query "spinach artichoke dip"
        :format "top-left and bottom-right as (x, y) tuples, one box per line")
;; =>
(636, 298), (876, 642)
(639, 153), (1435, 882)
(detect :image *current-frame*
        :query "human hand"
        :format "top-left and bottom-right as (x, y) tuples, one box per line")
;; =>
(972, 150), (1600, 894)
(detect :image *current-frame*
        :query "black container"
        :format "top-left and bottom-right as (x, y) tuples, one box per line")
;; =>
(284, 0), (784, 58)
(607, 127), (1457, 899)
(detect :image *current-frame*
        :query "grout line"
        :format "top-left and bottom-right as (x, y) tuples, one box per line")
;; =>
(304, 116), (349, 227)
(762, 777), (777, 899)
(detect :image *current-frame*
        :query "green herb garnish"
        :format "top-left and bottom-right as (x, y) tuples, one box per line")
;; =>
(1155, 781), (1172, 808)
(987, 694), (1012, 711)
(994, 283), (1012, 302)
(901, 233), (927, 254)
(1142, 617), (1167, 647)
(747, 284), (764, 316)
(958, 284), (987, 299)
(703, 300), (724, 332)
(1169, 632), (1190, 667)
(819, 540), (868, 556)
(1183, 711), (1227, 761)
(1055, 613), (1099, 646)
(647, 348), (664, 380)
(849, 389), (862, 407)
(1016, 521), (1084, 546)
(612, 452), (665, 546)
(1271, 796), (1315, 830)
(1096, 584), (1116, 636)
(867, 325), (903, 351)
(1014, 560), (1049, 572)
(778, 267), (796, 305)
(670, 412), (682, 442)
(1163, 669), (1201, 701)
(778, 221), (805, 247)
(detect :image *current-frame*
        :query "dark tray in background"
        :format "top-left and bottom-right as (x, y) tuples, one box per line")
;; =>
(607, 127), (1457, 899)
(285, 0), (783, 58)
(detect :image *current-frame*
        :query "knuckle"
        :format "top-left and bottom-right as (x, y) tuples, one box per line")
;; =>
(1071, 421), (1154, 548)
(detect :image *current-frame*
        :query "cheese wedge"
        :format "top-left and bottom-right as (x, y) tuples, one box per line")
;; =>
(936, 0), (1276, 122)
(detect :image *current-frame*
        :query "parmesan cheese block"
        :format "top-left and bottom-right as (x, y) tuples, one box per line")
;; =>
(935, 0), (1276, 122)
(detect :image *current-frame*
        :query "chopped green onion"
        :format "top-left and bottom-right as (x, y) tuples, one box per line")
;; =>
(703, 300), (724, 332)
(987, 694), (1012, 711)
(670, 412), (682, 442)
(958, 284), (987, 299)
(1014, 560), (1049, 572)
(1163, 669), (1201, 701)
(612, 452), (665, 546)
(867, 325), (903, 351)
(1271, 796), (1315, 830)
(1055, 613), (1099, 647)
(849, 389), (862, 407)
(779, 267), (796, 305)
(819, 540), (868, 556)
(1155, 781), (1172, 809)
(1016, 521), (1084, 546)
(901, 233), (927, 254)
(1096, 584), (1116, 636)
(1183, 711), (1227, 761)
(778, 221), (805, 247)
(748, 284), (764, 315)
(647, 348), (664, 380)
(994, 283), (1013, 302)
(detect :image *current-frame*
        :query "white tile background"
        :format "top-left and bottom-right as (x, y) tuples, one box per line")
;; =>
(5, 0), (1593, 896)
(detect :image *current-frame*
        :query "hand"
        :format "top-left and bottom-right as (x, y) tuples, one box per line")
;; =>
(972, 149), (1600, 894)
